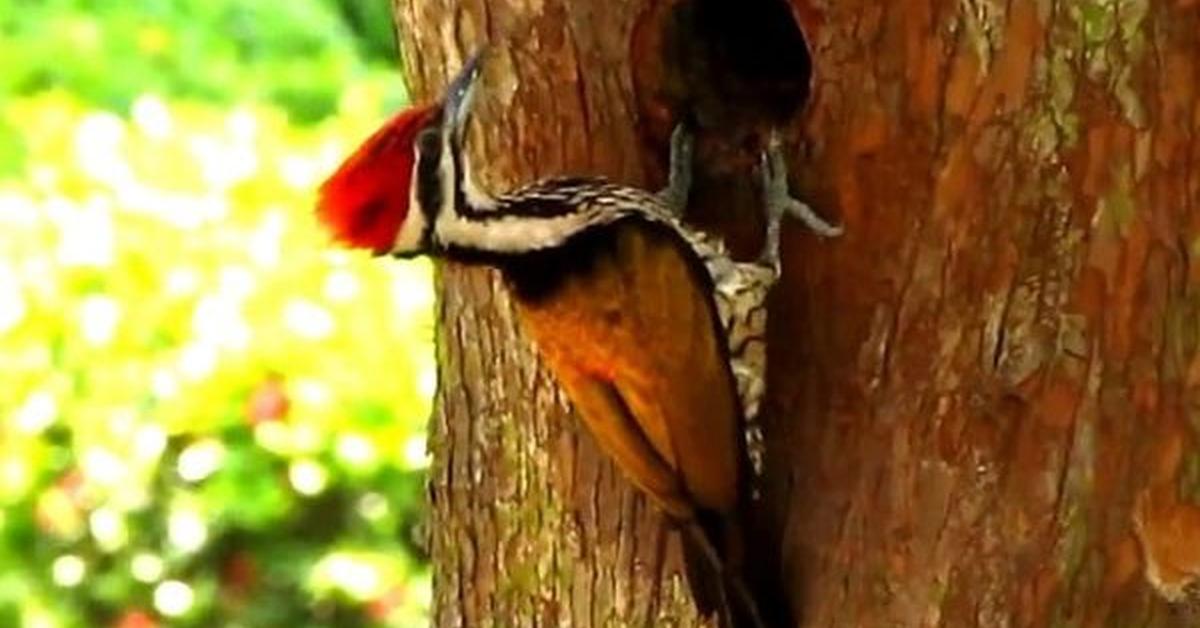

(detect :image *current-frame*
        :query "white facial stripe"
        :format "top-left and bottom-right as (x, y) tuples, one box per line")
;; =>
(434, 210), (613, 253)
(410, 111), (629, 254)
(392, 159), (428, 252)
(460, 159), (497, 212)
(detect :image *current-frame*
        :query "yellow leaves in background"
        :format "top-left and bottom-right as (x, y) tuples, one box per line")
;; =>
(0, 81), (433, 626)
(2, 82), (434, 464)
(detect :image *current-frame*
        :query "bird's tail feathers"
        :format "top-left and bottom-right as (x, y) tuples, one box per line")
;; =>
(680, 512), (771, 628)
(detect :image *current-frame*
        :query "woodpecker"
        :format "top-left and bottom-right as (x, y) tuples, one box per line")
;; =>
(316, 53), (839, 627)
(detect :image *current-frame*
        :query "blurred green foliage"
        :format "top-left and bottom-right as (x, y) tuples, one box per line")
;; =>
(0, 0), (401, 124)
(0, 2), (436, 627)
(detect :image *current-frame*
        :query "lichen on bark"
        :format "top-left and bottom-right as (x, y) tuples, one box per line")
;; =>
(393, 0), (1200, 625)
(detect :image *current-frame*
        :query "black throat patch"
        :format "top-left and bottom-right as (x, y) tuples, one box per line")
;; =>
(414, 122), (445, 250)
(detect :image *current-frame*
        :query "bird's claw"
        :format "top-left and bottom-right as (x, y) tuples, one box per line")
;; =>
(657, 123), (694, 215)
(756, 134), (842, 269)
(760, 135), (843, 239)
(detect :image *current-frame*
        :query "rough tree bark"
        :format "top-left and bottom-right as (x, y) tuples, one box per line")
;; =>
(393, 0), (1200, 626)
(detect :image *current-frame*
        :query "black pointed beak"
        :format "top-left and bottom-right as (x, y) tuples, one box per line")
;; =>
(445, 49), (486, 136)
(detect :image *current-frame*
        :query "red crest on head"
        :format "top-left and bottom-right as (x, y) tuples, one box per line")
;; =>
(316, 104), (438, 255)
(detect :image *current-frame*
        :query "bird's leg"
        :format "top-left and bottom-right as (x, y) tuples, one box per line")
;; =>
(758, 133), (843, 270)
(656, 124), (694, 216)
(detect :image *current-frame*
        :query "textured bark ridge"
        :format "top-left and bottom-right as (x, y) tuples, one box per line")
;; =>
(394, 2), (707, 625)
(395, 0), (1200, 626)
(777, 2), (1200, 626)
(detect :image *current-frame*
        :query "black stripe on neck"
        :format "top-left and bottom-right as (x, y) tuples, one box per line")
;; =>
(414, 127), (444, 250)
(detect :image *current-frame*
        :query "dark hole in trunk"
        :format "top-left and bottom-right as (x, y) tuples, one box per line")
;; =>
(661, 0), (813, 139)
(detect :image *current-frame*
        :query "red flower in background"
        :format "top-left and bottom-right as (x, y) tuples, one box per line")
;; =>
(245, 374), (289, 424)
(57, 469), (89, 506)
(113, 610), (158, 628)
(221, 551), (258, 598)
(366, 586), (406, 621)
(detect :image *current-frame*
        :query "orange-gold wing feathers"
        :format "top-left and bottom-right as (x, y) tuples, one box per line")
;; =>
(316, 105), (437, 254)
(507, 219), (742, 520)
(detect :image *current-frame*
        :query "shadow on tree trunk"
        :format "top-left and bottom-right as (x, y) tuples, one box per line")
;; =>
(393, 0), (1200, 625)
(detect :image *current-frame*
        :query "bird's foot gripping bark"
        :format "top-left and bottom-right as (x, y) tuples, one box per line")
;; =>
(657, 123), (694, 214)
(757, 133), (843, 269)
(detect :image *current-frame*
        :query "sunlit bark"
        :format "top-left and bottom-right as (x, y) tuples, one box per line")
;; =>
(396, 0), (1200, 625)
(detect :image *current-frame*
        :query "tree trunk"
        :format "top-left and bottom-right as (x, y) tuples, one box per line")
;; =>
(394, 0), (1200, 626)
(394, 2), (707, 625)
